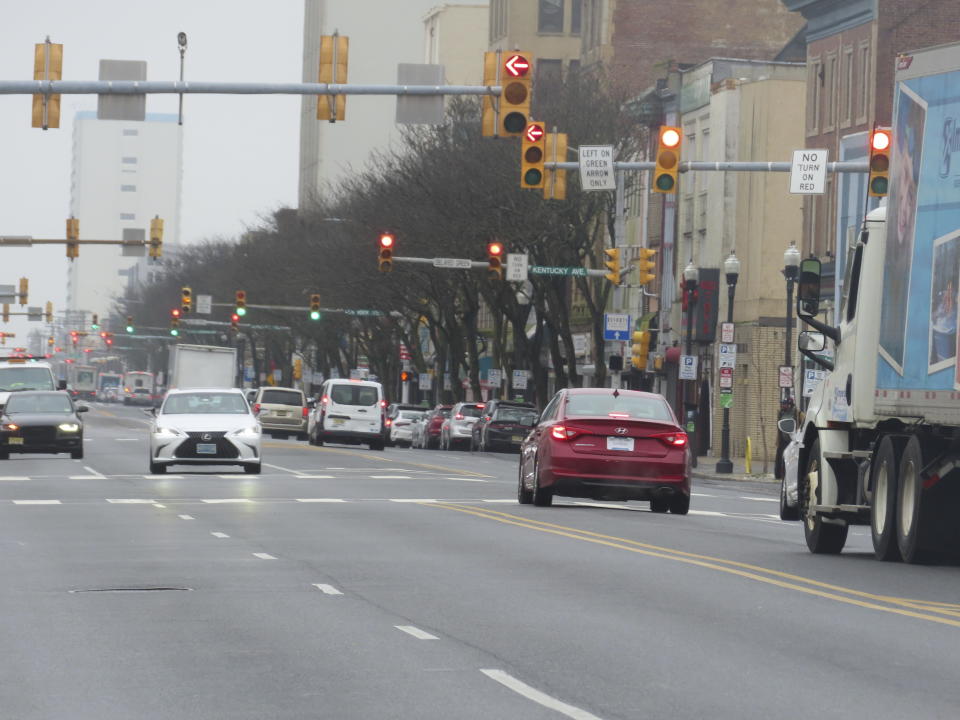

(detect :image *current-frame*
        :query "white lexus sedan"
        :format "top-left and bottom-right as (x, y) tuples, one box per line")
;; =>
(149, 388), (262, 475)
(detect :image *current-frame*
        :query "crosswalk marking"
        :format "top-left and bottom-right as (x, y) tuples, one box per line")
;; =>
(0, 476), (29, 481)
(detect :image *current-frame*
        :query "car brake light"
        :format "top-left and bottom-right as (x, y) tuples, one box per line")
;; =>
(4, 423), (19, 431)
(475, 404), (485, 408)
(302, 407), (309, 418)
(321, 395), (329, 404)
(455, 413), (464, 420)
(654, 432), (688, 447)
(253, 403), (260, 414)
(380, 400), (387, 408)
(550, 425), (579, 441)
(608, 412), (630, 419)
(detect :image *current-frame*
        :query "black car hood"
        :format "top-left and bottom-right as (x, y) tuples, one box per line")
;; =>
(1, 413), (81, 427)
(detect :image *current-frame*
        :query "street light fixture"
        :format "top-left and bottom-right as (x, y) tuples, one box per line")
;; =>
(716, 251), (740, 474)
(683, 261), (699, 467)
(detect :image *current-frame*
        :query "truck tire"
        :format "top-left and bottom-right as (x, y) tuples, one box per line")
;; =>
(870, 436), (901, 561)
(896, 436), (929, 564)
(802, 438), (849, 554)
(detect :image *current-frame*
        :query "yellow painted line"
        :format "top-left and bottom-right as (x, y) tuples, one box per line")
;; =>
(425, 503), (960, 628)
(261, 442), (493, 478)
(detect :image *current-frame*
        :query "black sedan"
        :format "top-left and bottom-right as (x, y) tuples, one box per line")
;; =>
(0, 391), (88, 460)
(473, 404), (539, 452)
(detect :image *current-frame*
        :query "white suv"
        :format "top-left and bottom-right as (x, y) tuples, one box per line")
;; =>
(309, 379), (386, 450)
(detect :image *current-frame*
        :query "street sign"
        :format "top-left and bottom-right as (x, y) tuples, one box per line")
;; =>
(506, 253), (529, 282)
(419, 373), (432, 390)
(443, 373), (452, 391)
(488, 368), (502, 387)
(399, 343), (411, 361)
(803, 369), (827, 397)
(779, 365), (794, 388)
(719, 388), (733, 409)
(196, 294), (212, 315)
(27, 307), (42, 321)
(0, 285), (15, 304)
(512, 369), (528, 390)
(572, 333), (589, 357)
(679, 355), (698, 380)
(719, 366), (733, 388)
(432, 257), (473, 269)
(529, 265), (587, 276)
(603, 313), (631, 341)
(578, 145), (616, 191)
(718, 343), (736, 368)
(720, 322), (735, 344)
(790, 149), (828, 194)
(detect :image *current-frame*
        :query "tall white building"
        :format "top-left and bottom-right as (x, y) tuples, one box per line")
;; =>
(67, 111), (183, 322)
(423, 4), (489, 85)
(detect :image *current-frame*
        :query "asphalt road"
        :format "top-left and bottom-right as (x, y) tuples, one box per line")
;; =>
(2, 404), (960, 719)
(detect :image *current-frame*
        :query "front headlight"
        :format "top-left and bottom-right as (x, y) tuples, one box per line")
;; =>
(229, 425), (261, 439)
(154, 426), (184, 438)
(58, 423), (80, 432)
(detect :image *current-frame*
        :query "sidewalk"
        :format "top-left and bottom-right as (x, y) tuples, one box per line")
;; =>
(691, 455), (776, 483)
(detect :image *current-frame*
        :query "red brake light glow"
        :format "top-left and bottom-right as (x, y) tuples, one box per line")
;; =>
(654, 432), (688, 447)
(321, 395), (329, 404)
(455, 413), (464, 420)
(4, 423), (19, 431)
(550, 425), (580, 441)
(608, 412), (630, 419)
(253, 403), (260, 414)
(302, 407), (309, 417)
(380, 400), (387, 408)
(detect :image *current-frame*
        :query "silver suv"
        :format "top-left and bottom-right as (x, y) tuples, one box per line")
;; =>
(253, 386), (309, 440)
(440, 402), (485, 450)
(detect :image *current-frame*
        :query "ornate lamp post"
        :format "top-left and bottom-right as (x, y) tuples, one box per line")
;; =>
(715, 251), (740, 474)
(683, 261), (699, 467)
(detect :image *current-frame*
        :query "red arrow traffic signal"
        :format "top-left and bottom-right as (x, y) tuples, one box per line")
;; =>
(504, 54), (530, 77)
(524, 124), (544, 143)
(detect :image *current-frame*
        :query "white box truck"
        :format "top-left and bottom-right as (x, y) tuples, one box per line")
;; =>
(167, 344), (237, 390)
(786, 41), (960, 562)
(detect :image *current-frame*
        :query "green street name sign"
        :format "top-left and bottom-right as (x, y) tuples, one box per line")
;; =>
(529, 265), (588, 277)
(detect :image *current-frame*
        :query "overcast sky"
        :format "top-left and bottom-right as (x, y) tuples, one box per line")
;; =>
(1, 1), (307, 342)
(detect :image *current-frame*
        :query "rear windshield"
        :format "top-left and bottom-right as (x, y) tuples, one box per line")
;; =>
(564, 394), (672, 421)
(398, 410), (424, 420)
(260, 389), (303, 406)
(162, 392), (250, 415)
(5, 394), (72, 414)
(0, 367), (56, 392)
(494, 407), (539, 425)
(458, 405), (484, 418)
(330, 384), (378, 407)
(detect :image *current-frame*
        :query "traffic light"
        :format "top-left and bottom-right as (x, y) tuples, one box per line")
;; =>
(631, 330), (650, 370)
(32, 40), (63, 129)
(487, 241), (504, 281)
(653, 126), (682, 194)
(637, 248), (657, 286)
(317, 33), (348, 122)
(66, 216), (79, 259)
(102, 332), (113, 347)
(70, 330), (78, 346)
(47, 335), (54, 347)
(481, 52), (498, 137)
(868, 127), (892, 197)
(544, 131), (568, 200)
(170, 308), (181, 337)
(499, 52), (532, 136)
(235, 290), (247, 317)
(520, 121), (546, 189)
(309, 293), (321, 320)
(400, 370), (411, 383)
(18, 278), (28, 306)
(149, 216), (164, 259)
(604, 248), (621, 285)
(230, 313), (240, 332)
(44, 301), (53, 323)
(378, 233), (395, 273)
(126, 315), (134, 333)
(180, 286), (192, 314)
(91, 313), (99, 331)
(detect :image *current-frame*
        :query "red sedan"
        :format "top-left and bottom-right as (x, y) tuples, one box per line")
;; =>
(518, 388), (690, 513)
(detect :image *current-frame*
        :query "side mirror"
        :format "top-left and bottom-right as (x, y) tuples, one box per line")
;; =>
(143, 407), (157, 416)
(796, 258), (822, 318)
(798, 331), (826, 352)
(58, 379), (67, 390)
(777, 417), (796, 435)
(76, 405), (90, 413)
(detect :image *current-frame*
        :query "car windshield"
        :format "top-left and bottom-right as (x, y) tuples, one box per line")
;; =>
(161, 392), (250, 415)
(458, 405), (484, 418)
(494, 407), (539, 425)
(330, 384), (378, 406)
(564, 393), (673, 421)
(0, 367), (55, 392)
(4, 394), (73, 414)
(260, 389), (303, 406)
(398, 410), (424, 420)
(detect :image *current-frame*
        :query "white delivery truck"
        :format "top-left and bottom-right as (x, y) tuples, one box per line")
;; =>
(97, 372), (123, 402)
(123, 371), (156, 406)
(68, 364), (98, 401)
(167, 344), (237, 390)
(786, 41), (960, 563)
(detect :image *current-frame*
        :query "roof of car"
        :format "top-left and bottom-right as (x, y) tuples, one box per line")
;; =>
(3, 390), (69, 396)
(166, 387), (245, 395)
(562, 388), (664, 399)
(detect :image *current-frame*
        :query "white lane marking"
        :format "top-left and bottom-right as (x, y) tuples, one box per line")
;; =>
(252, 552), (276, 560)
(325, 467), (346, 470)
(69, 476), (103, 480)
(211, 532), (230, 539)
(218, 474), (254, 479)
(446, 477), (486, 482)
(115, 438), (140, 442)
(106, 498), (156, 504)
(574, 502), (642, 512)
(144, 475), (184, 479)
(389, 498), (437, 503)
(263, 462), (300, 473)
(482, 499), (516, 503)
(296, 498), (346, 503)
(480, 669), (603, 720)
(689, 510), (726, 517)
(153, 503), (167, 509)
(295, 474), (335, 479)
(13, 499), (61, 505)
(178, 514), (195, 520)
(371, 475), (411, 479)
(0, 476), (29, 481)
(692, 492), (716, 497)
(395, 625), (438, 640)
(82, 466), (105, 478)
(312, 583), (343, 595)
(740, 496), (778, 503)
(202, 499), (253, 504)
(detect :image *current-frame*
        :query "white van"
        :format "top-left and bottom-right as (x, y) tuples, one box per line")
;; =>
(308, 379), (386, 450)
(0, 359), (61, 409)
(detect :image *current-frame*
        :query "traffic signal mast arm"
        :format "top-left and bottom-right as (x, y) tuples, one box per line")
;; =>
(541, 160), (870, 173)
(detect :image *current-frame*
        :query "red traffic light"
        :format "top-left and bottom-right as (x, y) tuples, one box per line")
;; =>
(379, 233), (395, 249)
(231, 313), (240, 323)
(660, 127), (681, 148)
(524, 124), (544, 143)
(171, 308), (182, 319)
(488, 241), (503, 256)
(504, 54), (530, 77)
(871, 128), (891, 151)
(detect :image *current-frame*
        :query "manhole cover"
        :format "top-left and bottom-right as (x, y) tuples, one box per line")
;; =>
(69, 586), (193, 593)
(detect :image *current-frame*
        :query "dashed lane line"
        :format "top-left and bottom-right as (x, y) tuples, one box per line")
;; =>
(106, 498), (156, 504)
(480, 669), (603, 720)
(312, 583), (343, 595)
(210, 532), (230, 539)
(252, 553), (277, 560)
(12, 499), (61, 505)
(395, 625), (438, 640)
(296, 498), (346, 503)
(177, 514), (195, 520)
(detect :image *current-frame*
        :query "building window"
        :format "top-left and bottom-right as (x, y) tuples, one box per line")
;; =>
(586, 0), (603, 49)
(121, 156), (138, 164)
(120, 184), (136, 192)
(841, 46), (854, 128)
(120, 213), (136, 220)
(824, 51), (838, 132)
(857, 42), (871, 124)
(122, 129), (138, 136)
(807, 56), (822, 136)
(536, 59), (563, 98)
(539, 0), (564, 33)
(571, 0), (581, 34)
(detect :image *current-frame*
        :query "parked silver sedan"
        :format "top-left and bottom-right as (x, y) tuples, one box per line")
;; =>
(779, 416), (801, 520)
(148, 388), (262, 475)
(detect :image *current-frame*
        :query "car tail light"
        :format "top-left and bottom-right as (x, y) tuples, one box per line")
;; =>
(302, 407), (309, 417)
(475, 404), (485, 408)
(455, 413), (464, 420)
(321, 395), (329, 404)
(253, 403), (260, 414)
(550, 425), (580, 441)
(608, 412), (630, 419)
(4, 423), (19, 431)
(385, 418), (392, 427)
(654, 432), (688, 447)
(380, 400), (387, 408)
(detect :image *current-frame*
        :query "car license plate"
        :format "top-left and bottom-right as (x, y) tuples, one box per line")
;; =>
(332, 418), (344, 427)
(512, 435), (524, 443)
(606, 436), (634, 451)
(196, 443), (217, 455)
(7, 437), (23, 445)
(276, 411), (287, 417)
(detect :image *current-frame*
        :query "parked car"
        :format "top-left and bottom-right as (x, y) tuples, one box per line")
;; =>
(778, 416), (801, 521)
(309, 379), (386, 450)
(409, 413), (429, 449)
(472, 400), (538, 452)
(440, 402), (485, 450)
(416, 404), (453, 450)
(389, 409), (425, 447)
(473, 403), (539, 452)
(518, 388), (690, 512)
(252, 386), (310, 440)
(385, 403), (426, 446)
(0, 390), (87, 460)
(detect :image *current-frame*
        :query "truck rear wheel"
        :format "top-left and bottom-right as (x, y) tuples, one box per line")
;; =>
(897, 436), (929, 564)
(802, 439), (849, 554)
(870, 436), (902, 561)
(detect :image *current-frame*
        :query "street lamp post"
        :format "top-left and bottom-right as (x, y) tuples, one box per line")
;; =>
(783, 243), (801, 406)
(715, 251), (740, 474)
(683, 262), (699, 468)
